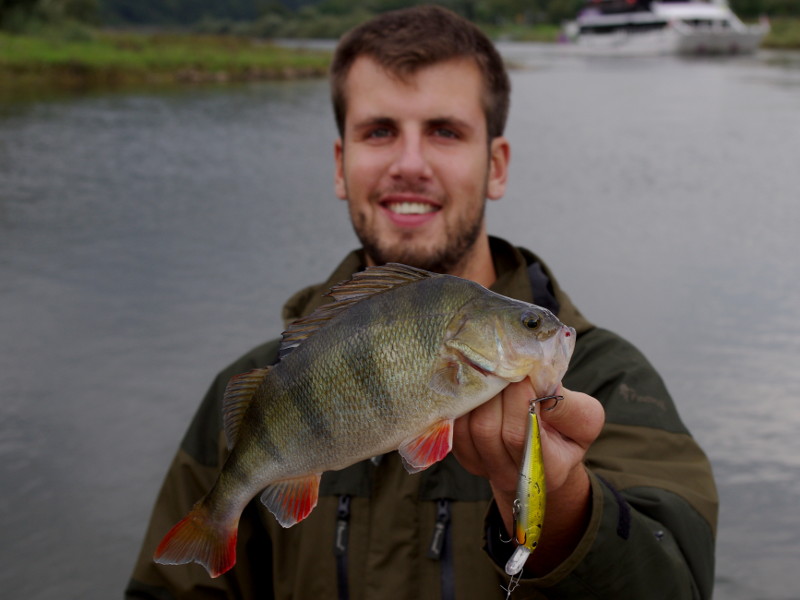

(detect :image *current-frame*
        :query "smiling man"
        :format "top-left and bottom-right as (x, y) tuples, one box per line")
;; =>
(333, 54), (507, 285)
(127, 6), (717, 599)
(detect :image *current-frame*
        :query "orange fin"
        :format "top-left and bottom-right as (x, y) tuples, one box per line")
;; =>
(153, 501), (238, 578)
(260, 474), (321, 528)
(398, 420), (453, 474)
(222, 367), (271, 450)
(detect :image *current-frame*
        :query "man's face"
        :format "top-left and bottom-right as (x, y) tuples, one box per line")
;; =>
(334, 56), (509, 275)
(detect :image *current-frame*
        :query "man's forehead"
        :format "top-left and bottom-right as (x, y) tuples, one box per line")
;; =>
(341, 56), (486, 123)
(344, 54), (481, 87)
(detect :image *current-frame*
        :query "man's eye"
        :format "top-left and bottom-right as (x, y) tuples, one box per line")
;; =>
(368, 127), (393, 139)
(433, 128), (458, 139)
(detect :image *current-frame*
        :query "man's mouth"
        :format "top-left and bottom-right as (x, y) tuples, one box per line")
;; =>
(384, 201), (439, 215)
(379, 197), (441, 228)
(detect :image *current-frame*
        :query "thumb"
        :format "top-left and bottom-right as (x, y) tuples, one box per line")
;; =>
(539, 386), (605, 449)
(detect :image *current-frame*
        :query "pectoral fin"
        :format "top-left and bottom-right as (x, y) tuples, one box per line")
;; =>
(429, 339), (497, 398)
(398, 419), (453, 474)
(429, 361), (466, 397)
(260, 474), (321, 528)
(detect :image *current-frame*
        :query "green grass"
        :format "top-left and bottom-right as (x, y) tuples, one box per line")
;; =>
(1, 18), (799, 94)
(762, 18), (800, 49)
(0, 29), (331, 90)
(482, 23), (564, 43)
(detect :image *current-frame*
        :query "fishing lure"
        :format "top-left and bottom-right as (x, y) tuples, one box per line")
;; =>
(504, 395), (561, 578)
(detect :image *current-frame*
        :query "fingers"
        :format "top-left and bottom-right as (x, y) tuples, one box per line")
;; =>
(539, 386), (605, 450)
(452, 395), (509, 480)
(452, 380), (534, 491)
(453, 383), (605, 497)
(452, 404), (484, 477)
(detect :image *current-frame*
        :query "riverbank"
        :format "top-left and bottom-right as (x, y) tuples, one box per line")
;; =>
(2, 19), (799, 95)
(762, 17), (800, 49)
(0, 29), (330, 92)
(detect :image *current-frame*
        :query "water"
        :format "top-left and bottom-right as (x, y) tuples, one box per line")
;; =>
(1, 44), (799, 599)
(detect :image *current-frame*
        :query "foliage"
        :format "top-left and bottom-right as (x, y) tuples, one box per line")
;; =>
(1, 0), (99, 31)
(93, 0), (589, 29)
(730, 0), (800, 19)
(761, 17), (800, 48)
(5, 0), (800, 33)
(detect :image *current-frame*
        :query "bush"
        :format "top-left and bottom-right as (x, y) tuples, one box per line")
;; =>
(1, 0), (99, 32)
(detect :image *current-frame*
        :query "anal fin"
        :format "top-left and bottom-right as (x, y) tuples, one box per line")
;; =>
(260, 474), (321, 528)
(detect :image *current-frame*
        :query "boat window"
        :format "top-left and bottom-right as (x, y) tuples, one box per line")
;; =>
(579, 21), (668, 35)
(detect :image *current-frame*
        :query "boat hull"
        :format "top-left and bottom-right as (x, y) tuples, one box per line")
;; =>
(562, 1), (769, 56)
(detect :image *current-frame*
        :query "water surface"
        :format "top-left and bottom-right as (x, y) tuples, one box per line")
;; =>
(1, 45), (799, 599)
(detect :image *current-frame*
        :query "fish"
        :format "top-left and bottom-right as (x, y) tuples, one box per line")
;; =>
(153, 263), (576, 577)
(504, 400), (549, 577)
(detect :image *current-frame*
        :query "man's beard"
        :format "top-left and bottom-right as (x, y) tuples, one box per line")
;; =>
(352, 196), (487, 275)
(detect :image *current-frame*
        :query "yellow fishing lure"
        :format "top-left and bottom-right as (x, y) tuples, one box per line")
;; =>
(504, 396), (556, 577)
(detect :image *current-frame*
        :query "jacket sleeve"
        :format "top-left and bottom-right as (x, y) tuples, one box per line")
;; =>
(487, 327), (718, 599)
(125, 340), (281, 600)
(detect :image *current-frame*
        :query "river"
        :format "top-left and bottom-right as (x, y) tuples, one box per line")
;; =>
(1, 43), (799, 599)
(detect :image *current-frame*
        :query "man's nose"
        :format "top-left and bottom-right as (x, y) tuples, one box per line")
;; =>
(389, 134), (433, 180)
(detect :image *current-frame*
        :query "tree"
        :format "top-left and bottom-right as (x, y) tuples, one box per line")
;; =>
(1, 0), (99, 30)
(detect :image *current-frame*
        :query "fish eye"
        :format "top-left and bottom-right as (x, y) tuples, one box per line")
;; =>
(523, 315), (540, 330)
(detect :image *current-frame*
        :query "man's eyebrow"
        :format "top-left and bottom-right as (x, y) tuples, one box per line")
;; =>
(349, 115), (477, 137)
(352, 116), (396, 131)
(427, 116), (474, 132)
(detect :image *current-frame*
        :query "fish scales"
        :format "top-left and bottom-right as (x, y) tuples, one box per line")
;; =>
(153, 264), (576, 577)
(291, 279), (467, 422)
(225, 277), (470, 483)
(259, 281), (461, 467)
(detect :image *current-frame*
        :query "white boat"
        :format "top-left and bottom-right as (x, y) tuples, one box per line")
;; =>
(562, 0), (770, 55)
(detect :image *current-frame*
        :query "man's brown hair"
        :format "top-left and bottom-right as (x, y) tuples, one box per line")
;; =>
(330, 5), (511, 140)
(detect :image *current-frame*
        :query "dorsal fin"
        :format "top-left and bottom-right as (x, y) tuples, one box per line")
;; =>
(327, 263), (436, 302)
(222, 367), (271, 449)
(279, 263), (438, 358)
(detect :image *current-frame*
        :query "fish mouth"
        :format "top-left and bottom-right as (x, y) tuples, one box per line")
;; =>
(527, 325), (576, 397)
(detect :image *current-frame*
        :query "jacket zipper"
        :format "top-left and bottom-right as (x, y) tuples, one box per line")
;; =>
(334, 494), (351, 600)
(427, 498), (454, 600)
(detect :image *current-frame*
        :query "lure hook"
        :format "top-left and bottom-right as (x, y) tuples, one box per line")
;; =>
(529, 395), (563, 413)
(500, 498), (522, 544)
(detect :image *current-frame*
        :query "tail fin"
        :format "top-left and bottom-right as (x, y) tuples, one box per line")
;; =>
(153, 501), (238, 578)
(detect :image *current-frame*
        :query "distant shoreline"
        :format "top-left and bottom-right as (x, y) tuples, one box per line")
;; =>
(0, 30), (332, 93)
(2, 21), (799, 94)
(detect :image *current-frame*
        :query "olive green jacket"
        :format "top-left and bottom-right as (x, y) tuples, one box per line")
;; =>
(126, 238), (717, 599)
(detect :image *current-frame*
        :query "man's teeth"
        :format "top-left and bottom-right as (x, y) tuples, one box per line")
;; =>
(388, 202), (437, 215)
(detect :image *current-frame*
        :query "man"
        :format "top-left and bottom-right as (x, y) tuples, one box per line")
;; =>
(127, 6), (717, 599)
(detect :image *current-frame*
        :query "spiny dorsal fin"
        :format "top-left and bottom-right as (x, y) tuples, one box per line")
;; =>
(222, 367), (271, 449)
(327, 263), (436, 302)
(279, 263), (438, 358)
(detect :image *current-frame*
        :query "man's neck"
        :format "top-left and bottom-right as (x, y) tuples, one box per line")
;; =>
(449, 233), (496, 289)
(363, 233), (497, 289)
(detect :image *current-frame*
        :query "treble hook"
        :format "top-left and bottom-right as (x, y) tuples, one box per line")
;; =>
(529, 395), (563, 413)
(499, 498), (522, 544)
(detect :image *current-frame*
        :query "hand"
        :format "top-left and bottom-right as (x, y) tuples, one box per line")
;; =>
(452, 380), (604, 574)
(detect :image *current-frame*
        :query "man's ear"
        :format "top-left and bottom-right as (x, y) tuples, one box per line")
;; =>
(487, 136), (510, 200)
(334, 138), (347, 199)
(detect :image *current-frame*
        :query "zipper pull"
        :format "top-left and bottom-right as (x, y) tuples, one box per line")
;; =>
(427, 499), (451, 560)
(334, 495), (351, 556)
